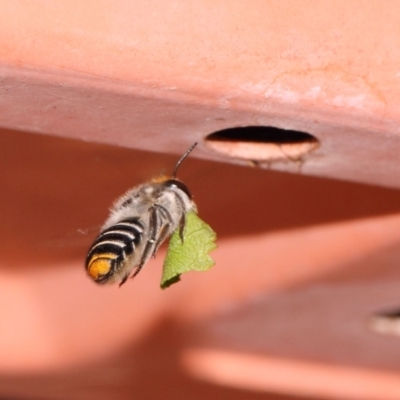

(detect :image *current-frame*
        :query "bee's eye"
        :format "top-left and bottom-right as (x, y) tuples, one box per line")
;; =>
(164, 179), (192, 199)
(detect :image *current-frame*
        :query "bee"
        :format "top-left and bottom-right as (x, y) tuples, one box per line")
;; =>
(85, 143), (198, 287)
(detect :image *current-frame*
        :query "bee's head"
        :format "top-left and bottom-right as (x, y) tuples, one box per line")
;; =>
(162, 179), (192, 199)
(151, 143), (197, 199)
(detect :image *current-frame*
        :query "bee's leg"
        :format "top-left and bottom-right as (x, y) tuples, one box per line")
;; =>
(171, 192), (187, 243)
(151, 204), (173, 256)
(131, 206), (158, 279)
(178, 212), (186, 243)
(152, 223), (170, 257)
(119, 274), (129, 287)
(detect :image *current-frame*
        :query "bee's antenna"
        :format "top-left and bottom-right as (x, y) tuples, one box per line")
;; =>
(172, 142), (198, 179)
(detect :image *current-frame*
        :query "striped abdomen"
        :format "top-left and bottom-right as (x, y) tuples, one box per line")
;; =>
(86, 218), (144, 284)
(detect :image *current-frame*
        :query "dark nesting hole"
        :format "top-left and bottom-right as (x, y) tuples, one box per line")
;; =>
(368, 308), (400, 336)
(207, 126), (316, 144)
(205, 126), (319, 162)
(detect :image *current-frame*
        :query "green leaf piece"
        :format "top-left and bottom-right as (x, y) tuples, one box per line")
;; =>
(161, 211), (217, 289)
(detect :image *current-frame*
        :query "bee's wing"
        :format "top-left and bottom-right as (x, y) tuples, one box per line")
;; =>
(41, 225), (101, 249)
